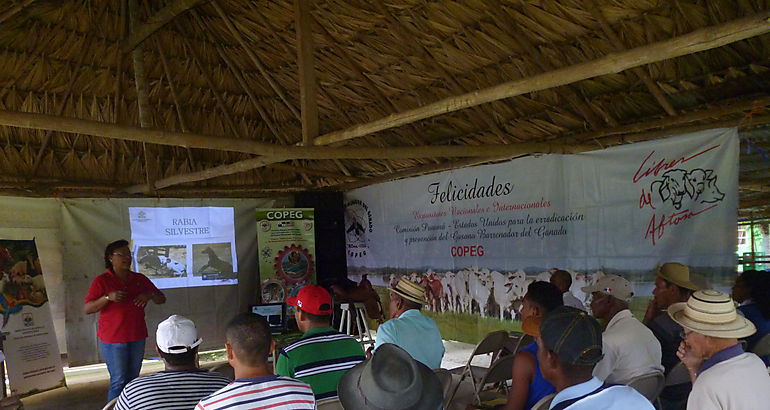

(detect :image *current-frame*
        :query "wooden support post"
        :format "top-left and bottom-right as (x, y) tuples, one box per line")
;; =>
(313, 13), (770, 146)
(129, 0), (157, 194)
(211, 0), (300, 120)
(294, 0), (319, 146)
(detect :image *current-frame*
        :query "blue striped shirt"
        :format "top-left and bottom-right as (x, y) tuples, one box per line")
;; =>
(115, 369), (231, 410)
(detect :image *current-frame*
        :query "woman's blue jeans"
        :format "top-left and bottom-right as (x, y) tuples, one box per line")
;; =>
(100, 339), (145, 401)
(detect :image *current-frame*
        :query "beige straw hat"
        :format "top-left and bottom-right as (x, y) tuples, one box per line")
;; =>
(667, 289), (756, 338)
(657, 262), (699, 291)
(389, 278), (427, 305)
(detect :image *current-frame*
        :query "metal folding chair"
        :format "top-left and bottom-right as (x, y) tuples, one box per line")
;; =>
(446, 330), (510, 406)
(627, 371), (665, 403)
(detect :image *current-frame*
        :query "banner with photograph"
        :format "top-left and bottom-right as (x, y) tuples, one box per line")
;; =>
(256, 209), (316, 304)
(0, 239), (65, 396)
(128, 207), (238, 289)
(344, 129), (738, 326)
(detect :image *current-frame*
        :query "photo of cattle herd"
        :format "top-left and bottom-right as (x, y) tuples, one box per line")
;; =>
(352, 267), (606, 321)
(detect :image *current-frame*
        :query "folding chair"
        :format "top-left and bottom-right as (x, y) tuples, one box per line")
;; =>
(664, 362), (690, 387)
(530, 393), (556, 410)
(512, 333), (534, 354)
(316, 397), (344, 410)
(446, 330), (510, 405)
(627, 371), (665, 403)
(473, 354), (515, 406)
(434, 368), (454, 408)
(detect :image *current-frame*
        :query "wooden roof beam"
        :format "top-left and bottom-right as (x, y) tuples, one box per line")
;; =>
(313, 12), (770, 146)
(0, 110), (592, 159)
(122, 0), (210, 52)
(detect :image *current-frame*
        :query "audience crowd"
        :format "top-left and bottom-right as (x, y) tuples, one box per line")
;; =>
(99, 265), (770, 410)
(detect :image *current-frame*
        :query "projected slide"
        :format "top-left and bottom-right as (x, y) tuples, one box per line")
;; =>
(129, 207), (238, 289)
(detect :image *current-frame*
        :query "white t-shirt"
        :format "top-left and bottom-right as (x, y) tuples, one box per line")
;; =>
(688, 352), (770, 410)
(593, 310), (663, 384)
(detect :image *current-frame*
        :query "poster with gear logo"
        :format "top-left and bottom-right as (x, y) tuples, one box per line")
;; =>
(256, 209), (316, 304)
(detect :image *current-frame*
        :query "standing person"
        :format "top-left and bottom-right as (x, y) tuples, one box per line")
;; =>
(115, 315), (230, 410)
(582, 275), (663, 384)
(276, 284), (365, 399)
(371, 278), (444, 369)
(550, 270), (585, 311)
(670, 289), (770, 410)
(84, 239), (166, 401)
(535, 306), (654, 410)
(196, 313), (315, 410)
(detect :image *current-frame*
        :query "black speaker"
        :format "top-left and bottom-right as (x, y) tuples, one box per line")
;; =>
(295, 191), (347, 286)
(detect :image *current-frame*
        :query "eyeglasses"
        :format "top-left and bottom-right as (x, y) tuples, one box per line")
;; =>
(112, 252), (133, 258)
(679, 329), (693, 339)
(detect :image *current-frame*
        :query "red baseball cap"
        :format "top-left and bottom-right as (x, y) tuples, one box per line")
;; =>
(287, 285), (332, 315)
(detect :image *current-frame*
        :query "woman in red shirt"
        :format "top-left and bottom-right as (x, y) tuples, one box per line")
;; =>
(84, 239), (166, 401)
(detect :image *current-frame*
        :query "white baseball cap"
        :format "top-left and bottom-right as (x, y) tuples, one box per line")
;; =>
(581, 274), (634, 303)
(156, 315), (202, 354)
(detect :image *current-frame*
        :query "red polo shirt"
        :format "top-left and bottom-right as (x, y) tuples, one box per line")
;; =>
(85, 269), (160, 343)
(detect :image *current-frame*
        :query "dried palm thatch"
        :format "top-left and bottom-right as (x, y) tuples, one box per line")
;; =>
(0, 0), (769, 219)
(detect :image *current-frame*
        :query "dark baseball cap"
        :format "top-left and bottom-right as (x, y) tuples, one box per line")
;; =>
(539, 306), (603, 366)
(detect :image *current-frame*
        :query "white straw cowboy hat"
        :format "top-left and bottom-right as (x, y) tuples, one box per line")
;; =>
(389, 277), (427, 305)
(668, 289), (756, 338)
(657, 262), (699, 291)
(338, 343), (442, 410)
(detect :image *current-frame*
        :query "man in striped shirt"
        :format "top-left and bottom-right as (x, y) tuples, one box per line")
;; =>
(276, 285), (366, 399)
(115, 315), (230, 410)
(197, 312), (315, 410)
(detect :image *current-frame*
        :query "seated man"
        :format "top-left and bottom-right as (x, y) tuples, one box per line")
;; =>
(339, 343), (442, 410)
(536, 306), (654, 410)
(276, 284), (365, 400)
(550, 269), (585, 311)
(372, 278), (444, 369)
(670, 289), (770, 410)
(196, 313), (314, 410)
(642, 262), (698, 410)
(116, 315), (230, 410)
(582, 275), (663, 384)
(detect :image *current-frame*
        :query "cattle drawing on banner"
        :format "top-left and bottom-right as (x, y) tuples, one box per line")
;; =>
(344, 129), (738, 340)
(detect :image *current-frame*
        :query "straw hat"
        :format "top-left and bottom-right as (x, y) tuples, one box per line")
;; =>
(657, 262), (699, 291)
(338, 343), (442, 410)
(389, 278), (427, 305)
(668, 290), (756, 338)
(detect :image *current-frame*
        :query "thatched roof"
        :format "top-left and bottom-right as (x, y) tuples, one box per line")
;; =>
(0, 0), (768, 220)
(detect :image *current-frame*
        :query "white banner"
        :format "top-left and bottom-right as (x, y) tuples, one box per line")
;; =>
(0, 239), (65, 397)
(128, 207), (238, 289)
(344, 129), (738, 318)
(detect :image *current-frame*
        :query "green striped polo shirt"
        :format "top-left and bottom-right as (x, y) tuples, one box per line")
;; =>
(275, 326), (366, 400)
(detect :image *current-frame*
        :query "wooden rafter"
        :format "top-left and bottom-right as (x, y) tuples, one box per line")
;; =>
(0, 110), (592, 159)
(210, 0), (300, 121)
(312, 13), (770, 146)
(589, 0), (678, 117)
(122, 0), (210, 52)
(294, 0), (319, 146)
(129, 0), (157, 194)
(0, 0), (36, 25)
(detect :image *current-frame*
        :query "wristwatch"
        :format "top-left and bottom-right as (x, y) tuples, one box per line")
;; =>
(104, 294), (110, 301)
